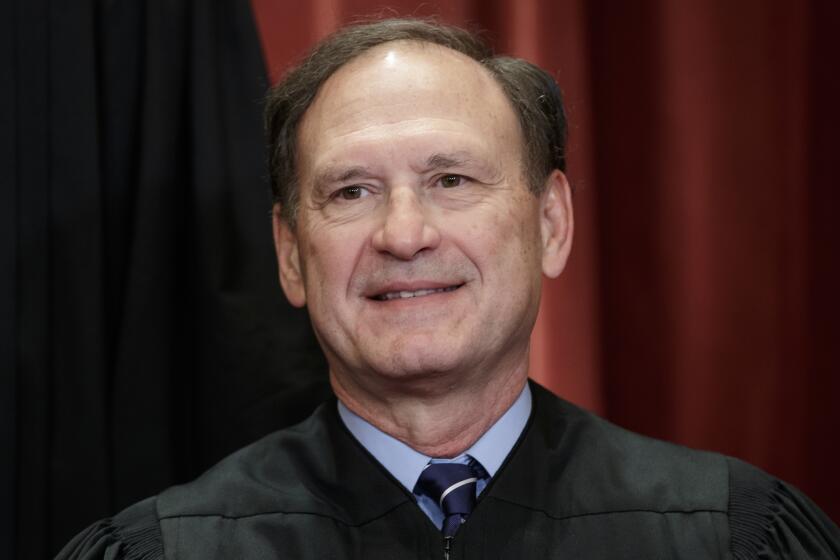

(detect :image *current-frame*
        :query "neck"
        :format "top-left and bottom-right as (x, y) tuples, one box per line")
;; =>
(331, 363), (529, 458)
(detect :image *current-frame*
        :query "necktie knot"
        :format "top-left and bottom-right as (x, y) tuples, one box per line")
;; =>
(415, 459), (485, 536)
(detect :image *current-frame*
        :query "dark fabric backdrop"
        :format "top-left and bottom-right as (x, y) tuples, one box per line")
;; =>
(3, 0), (839, 558)
(3, 1), (329, 558)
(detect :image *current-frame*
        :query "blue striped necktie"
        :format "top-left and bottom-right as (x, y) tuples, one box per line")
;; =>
(415, 459), (486, 536)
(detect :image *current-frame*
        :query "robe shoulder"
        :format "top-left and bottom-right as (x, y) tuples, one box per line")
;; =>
(54, 496), (162, 560)
(522, 384), (840, 558)
(728, 456), (840, 559)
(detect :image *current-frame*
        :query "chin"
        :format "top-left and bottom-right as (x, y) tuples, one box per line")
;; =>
(368, 345), (466, 382)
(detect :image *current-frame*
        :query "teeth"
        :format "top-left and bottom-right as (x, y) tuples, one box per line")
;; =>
(377, 286), (458, 301)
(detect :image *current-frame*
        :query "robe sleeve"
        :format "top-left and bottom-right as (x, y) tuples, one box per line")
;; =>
(54, 497), (163, 560)
(728, 458), (840, 559)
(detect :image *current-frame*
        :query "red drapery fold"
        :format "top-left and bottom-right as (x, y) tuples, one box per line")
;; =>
(252, 0), (840, 522)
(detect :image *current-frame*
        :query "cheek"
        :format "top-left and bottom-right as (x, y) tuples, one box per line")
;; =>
(302, 225), (370, 304)
(300, 235), (340, 296)
(509, 196), (544, 262)
(458, 225), (536, 286)
(466, 198), (542, 266)
(311, 246), (347, 288)
(516, 218), (541, 265)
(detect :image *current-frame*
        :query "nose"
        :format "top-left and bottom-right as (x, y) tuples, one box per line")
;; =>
(371, 188), (441, 260)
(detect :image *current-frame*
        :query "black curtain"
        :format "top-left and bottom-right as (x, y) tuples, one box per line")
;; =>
(1, 1), (330, 557)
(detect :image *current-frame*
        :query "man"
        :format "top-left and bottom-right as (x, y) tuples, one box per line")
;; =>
(59, 18), (839, 559)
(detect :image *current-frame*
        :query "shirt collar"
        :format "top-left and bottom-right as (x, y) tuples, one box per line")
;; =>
(337, 383), (532, 492)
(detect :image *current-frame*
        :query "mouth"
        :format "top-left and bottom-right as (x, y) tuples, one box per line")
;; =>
(369, 284), (464, 301)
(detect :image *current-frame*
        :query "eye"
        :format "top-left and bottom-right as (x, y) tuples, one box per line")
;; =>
(438, 174), (466, 188)
(336, 185), (368, 200)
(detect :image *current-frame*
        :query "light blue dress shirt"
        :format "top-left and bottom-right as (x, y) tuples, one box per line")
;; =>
(337, 383), (532, 529)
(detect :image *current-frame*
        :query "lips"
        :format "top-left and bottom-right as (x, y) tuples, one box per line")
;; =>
(366, 282), (464, 301)
(372, 285), (461, 301)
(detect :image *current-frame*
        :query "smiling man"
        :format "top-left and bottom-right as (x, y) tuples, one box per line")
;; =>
(58, 18), (839, 560)
(273, 34), (569, 462)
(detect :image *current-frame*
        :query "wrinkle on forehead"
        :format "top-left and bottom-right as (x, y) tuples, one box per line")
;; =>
(292, 41), (532, 217)
(298, 41), (520, 157)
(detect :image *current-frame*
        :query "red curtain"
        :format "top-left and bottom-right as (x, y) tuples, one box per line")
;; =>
(251, 0), (840, 522)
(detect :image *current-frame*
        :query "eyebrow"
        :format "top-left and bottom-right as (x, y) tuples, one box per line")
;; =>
(312, 165), (374, 190)
(422, 152), (503, 183)
(310, 151), (490, 191)
(423, 152), (475, 172)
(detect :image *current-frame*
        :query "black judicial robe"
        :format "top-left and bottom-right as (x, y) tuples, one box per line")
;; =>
(57, 382), (840, 559)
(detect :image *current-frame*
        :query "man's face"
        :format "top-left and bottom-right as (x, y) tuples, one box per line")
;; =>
(274, 42), (571, 392)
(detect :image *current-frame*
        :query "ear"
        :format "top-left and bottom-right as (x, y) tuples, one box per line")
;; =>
(539, 170), (574, 279)
(272, 204), (307, 307)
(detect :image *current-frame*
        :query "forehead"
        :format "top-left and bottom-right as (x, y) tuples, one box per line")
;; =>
(297, 41), (522, 177)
